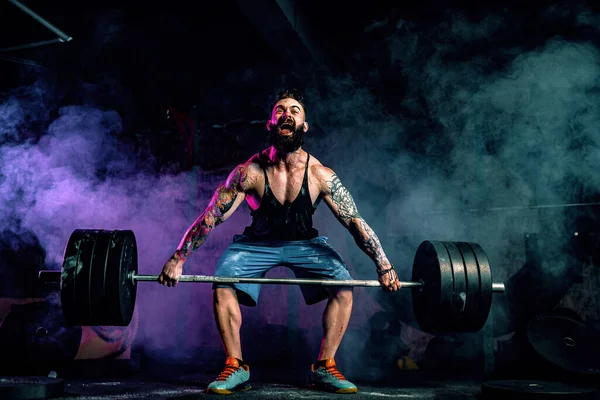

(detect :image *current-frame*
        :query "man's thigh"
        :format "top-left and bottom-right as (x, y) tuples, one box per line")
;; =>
(283, 237), (354, 305)
(213, 236), (282, 306)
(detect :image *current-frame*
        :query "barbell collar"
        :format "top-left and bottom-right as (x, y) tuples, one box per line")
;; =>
(38, 270), (61, 283)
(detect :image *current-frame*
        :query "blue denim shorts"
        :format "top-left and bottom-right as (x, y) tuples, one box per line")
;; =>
(213, 234), (354, 306)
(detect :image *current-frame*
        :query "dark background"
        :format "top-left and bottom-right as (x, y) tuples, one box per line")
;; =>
(1, 0), (600, 383)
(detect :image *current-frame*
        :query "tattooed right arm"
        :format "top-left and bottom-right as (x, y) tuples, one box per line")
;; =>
(173, 164), (250, 261)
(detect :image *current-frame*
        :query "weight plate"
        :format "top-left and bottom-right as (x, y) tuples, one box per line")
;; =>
(0, 377), (64, 400)
(442, 241), (467, 331)
(104, 230), (138, 326)
(412, 240), (454, 333)
(468, 242), (493, 331)
(545, 307), (585, 323)
(481, 380), (597, 399)
(60, 229), (78, 326)
(89, 230), (114, 325)
(527, 315), (600, 375)
(455, 242), (485, 332)
(61, 229), (100, 326)
(61, 229), (138, 326)
(74, 230), (100, 326)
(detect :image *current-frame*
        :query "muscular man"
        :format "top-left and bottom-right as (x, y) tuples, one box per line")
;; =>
(158, 89), (400, 394)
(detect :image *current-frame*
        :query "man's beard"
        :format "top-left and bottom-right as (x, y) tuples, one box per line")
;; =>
(268, 124), (305, 153)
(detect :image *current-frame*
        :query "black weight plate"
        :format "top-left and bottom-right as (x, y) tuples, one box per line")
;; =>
(74, 231), (98, 325)
(89, 230), (115, 325)
(527, 315), (600, 375)
(442, 241), (467, 331)
(412, 240), (454, 333)
(61, 229), (98, 326)
(545, 307), (585, 323)
(60, 229), (80, 326)
(455, 242), (484, 332)
(0, 377), (64, 400)
(481, 380), (597, 399)
(73, 230), (102, 326)
(468, 242), (493, 331)
(104, 230), (138, 326)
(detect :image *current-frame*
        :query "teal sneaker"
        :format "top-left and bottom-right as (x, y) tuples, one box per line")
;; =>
(308, 358), (358, 394)
(206, 357), (251, 394)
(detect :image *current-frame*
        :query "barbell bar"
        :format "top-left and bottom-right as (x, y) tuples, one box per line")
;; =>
(37, 229), (506, 334)
(40, 271), (507, 289)
(40, 271), (505, 290)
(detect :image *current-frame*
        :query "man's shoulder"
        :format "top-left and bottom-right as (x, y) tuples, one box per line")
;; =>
(244, 151), (268, 172)
(309, 157), (336, 183)
(230, 152), (266, 190)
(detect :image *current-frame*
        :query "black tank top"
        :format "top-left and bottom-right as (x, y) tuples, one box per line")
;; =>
(242, 154), (319, 241)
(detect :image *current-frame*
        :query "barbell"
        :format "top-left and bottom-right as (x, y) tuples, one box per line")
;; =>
(37, 229), (505, 334)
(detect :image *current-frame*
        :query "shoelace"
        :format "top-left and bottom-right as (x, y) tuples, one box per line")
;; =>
(324, 365), (346, 381)
(216, 365), (241, 381)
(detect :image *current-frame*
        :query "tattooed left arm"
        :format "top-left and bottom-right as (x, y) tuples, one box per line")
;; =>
(319, 167), (392, 272)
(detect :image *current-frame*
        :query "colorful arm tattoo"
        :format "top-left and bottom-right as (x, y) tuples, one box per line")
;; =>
(326, 173), (390, 270)
(175, 165), (247, 260)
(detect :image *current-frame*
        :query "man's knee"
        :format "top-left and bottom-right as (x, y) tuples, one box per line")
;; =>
(213, 286), (238, 305)
(329, 287), (353, 305)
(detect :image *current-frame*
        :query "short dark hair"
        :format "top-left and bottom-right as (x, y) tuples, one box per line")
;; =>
(275, 88), (306, 115)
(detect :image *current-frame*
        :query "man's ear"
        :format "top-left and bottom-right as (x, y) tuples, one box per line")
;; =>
(266, 120), (272, 130)
(303, 121), (309, 132)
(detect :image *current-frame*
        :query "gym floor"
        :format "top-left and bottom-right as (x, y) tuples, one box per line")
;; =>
(14, 375), (600, 399)
(5, 370), (600, 400)
(56, 378), (483, 399)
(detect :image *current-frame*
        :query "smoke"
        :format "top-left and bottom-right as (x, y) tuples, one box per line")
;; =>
(291, 5), (600, 380)
(2, 1), (600, 383)
(0, 77), (255, 364)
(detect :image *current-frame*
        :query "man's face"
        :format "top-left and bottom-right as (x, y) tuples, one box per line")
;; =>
(267, 98), (308, 153)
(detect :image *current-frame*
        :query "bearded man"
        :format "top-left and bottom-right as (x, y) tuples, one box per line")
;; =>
(158, 89), (400, 394)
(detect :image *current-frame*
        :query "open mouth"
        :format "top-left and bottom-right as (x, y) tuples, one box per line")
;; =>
(278, 121), (295, 134)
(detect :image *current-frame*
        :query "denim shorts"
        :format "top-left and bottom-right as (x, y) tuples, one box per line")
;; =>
(212, 234), (354, 306)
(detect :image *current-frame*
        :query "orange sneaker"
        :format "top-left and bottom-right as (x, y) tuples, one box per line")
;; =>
(308, 358), (358, 394)
(206, 357), (251, 395)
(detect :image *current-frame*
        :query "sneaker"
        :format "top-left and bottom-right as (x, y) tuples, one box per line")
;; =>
(308, 358), (358, 394)
(206, 357), (251, 394)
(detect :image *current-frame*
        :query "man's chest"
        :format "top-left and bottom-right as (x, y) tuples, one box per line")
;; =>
(251, 168), (320, 206)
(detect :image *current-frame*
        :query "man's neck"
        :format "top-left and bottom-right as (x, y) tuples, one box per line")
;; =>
(267, 146), (305, 170)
